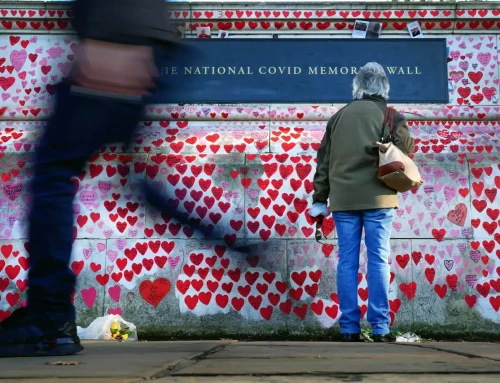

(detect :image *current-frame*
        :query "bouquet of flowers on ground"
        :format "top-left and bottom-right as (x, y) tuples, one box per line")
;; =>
(78, 315), (138, 341)
(110, 322), (131, 342)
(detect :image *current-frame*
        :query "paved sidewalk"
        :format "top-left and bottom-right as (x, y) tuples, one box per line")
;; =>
(1, 341), (500, 383)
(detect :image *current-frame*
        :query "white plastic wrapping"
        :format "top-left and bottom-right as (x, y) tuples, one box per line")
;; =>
(395, 332), (421, 343)
(77, 315), (137, 342)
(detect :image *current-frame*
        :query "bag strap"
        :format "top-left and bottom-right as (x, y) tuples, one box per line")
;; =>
(390, 108), (395, 139)
(381, 107), (395, 143)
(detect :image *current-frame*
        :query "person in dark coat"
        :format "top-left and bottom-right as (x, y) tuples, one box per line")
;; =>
(0, 0), (189, 357)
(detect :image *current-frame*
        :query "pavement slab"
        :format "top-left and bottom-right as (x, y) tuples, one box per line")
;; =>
(0, 341), (228, 380)
(157, 377), (500, 383)
(406, 342), (500, 361)
(171, 342), (500, 375)
(2, 341), (500, 382)
(2, 377), (500, 383)
(1, 380), (140, 383)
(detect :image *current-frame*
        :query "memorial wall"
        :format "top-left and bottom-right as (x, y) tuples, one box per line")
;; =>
(0, 1), (499, 338)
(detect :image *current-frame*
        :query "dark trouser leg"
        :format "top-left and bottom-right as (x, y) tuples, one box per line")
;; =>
(27, 83), (144, 321)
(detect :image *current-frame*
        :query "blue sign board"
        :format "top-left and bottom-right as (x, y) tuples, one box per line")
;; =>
(154, 38), (449, 104)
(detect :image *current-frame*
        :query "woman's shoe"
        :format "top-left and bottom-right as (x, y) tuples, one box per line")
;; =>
(342, 333), (366, 342)
(372, 333), (397, 343)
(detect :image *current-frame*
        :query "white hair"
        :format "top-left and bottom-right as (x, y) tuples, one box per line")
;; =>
(352, 62), (390, 100)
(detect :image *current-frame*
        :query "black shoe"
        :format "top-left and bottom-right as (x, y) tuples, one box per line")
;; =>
(342, 333), (365, 342)
(0, 309), (84, 357)
(372, 333), (397, 343)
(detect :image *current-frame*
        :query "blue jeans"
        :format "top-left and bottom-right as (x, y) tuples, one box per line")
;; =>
(332, 209), (394, 335)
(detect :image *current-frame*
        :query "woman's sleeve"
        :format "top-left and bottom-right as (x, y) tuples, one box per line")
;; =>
(393, 120), (415, 156)
(312, 117), (334, 204)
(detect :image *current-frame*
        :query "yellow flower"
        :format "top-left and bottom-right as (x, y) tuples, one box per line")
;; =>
(111, 323), (120, 331)
(122, 334), (129, 340)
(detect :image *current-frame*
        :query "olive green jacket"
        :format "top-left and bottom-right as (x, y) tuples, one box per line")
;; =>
(312, 95), (415, 212)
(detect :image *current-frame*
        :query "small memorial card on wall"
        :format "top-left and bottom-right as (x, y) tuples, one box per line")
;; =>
(366, 22), (382, 39)
(352, 20), (382, 39)
(352, 20), (369, 38)
(408, 21), (423, 38)
(218, 30), (229, 39)
(196, 27), (211, 39)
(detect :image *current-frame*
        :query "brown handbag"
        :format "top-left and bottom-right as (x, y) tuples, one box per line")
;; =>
(375, 108), (423, 193)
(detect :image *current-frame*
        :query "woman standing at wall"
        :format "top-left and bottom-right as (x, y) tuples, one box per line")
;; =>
(309, 63), (414, 342)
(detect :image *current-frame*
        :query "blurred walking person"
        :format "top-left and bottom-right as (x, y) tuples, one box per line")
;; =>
(0, 0), (185, 357)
